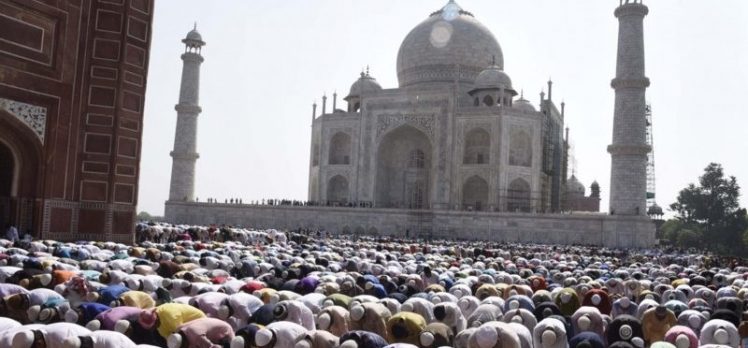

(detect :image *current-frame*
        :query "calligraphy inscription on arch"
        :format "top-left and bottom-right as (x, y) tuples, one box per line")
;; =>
(375, 113), (435, 141)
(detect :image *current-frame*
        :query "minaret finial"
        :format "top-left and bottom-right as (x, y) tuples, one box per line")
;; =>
(520, 89), (524, 99)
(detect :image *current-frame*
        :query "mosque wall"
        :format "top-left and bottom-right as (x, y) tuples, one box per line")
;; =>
(165, 202), (656, 248)
(0, 0), (154, 241)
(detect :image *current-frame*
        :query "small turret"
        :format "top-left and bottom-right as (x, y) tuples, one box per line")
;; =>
(182, 23), (205, 54)
(647, 203), (663, 218)
(345, 68), (382, 112)
(468, 57), (517, 107)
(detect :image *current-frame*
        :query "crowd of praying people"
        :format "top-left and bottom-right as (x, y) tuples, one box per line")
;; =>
(0, 223), (747, 348)
(194, 198), (375, 209)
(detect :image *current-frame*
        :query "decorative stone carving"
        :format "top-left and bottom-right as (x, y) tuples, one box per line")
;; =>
(461, 168), (491, 183)
(0, 98), (47, 143)
(326, 168), (352, 180)
(376, 113), (435, 140)
(366, 98), (448, 110)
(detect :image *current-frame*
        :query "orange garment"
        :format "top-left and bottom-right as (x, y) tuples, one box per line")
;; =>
(52, 270), (76, 286)
(642, 307), (677, 344)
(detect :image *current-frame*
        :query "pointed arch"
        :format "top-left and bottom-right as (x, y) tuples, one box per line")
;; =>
(509, 130), (532, 167)
(326, 175), (349, 204)
(368, 226), (379, 236)
(375, 125), (432, 209)
(0, 110), (43, 231)
(462, 175), (489, 211)
(328, 132), (351, 165)
(482, 95), (494, 106)
(464, 128), (490, 164)
(507, 178), (531, 212)
(355, 226), (365, 235)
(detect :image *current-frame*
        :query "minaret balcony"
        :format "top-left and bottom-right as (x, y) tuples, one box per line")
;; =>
(170, 151), (200, 160)
(175, 104), (202, 113)
(610, 77), (650, 89)
(607, 144), (651, 156)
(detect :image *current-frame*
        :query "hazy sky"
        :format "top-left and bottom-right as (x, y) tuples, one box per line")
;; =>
(138, 0), (748, 216)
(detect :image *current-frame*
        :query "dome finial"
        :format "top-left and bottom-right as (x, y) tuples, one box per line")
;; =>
(366, 65), (370, 77)
(193, 22), (197, 30)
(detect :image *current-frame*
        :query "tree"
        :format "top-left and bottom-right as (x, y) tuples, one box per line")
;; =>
(136, 211), (163, 222)
(659, 218), (702, 248)
(670, 163), (747, 254)
(676, 228), (702, 249)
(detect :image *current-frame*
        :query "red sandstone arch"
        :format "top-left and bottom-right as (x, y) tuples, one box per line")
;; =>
(0, 111), (44, 230)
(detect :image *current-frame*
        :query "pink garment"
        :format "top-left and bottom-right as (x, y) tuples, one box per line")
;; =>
(178, 317), (234, 348)
(0, 283), (28, 298)
(97, 306), (143, 330)
(90, 330), (137, 348)
(41, 322), (92, 348)
(664, 325), (699, 348)
(194, 292), (229, 318)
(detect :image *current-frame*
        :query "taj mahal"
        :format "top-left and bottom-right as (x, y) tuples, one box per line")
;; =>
(164, 0), (656, 248)
(309, 1), (568, 213)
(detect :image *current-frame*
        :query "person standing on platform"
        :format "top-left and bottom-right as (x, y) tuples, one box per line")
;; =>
(5, 223), (18, 243)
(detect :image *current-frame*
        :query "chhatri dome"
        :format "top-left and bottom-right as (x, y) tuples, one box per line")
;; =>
(397, 0), (504, 88)
(182, 23), (205, 48)
(473, 61), (513, 91)
(345, 69), (382, 100)
(514, 92), (537, 112)
(344, 68), (382, 112)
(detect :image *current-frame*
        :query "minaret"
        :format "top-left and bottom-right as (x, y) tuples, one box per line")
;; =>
(608, 1), (650, 215)
(168, 25), (205, 202)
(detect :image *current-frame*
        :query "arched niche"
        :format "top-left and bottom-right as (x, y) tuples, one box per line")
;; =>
(462, 175), (488, 211)
(375, 125), (432, 209)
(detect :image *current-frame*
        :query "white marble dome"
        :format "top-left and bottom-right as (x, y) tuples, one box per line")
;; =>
(473, 65), (512, 90)
(396, 0), (503, 88)
(345, 72), (382, 100)
(183, 28), (205, 47)
(186, 29), (202, 41)
(514, 96), (536, 112)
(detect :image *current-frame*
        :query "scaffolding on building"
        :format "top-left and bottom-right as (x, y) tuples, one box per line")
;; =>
(645, 103), (657, 207)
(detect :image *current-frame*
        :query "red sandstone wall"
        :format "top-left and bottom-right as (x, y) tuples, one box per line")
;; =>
(0, 0), (153, 242)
